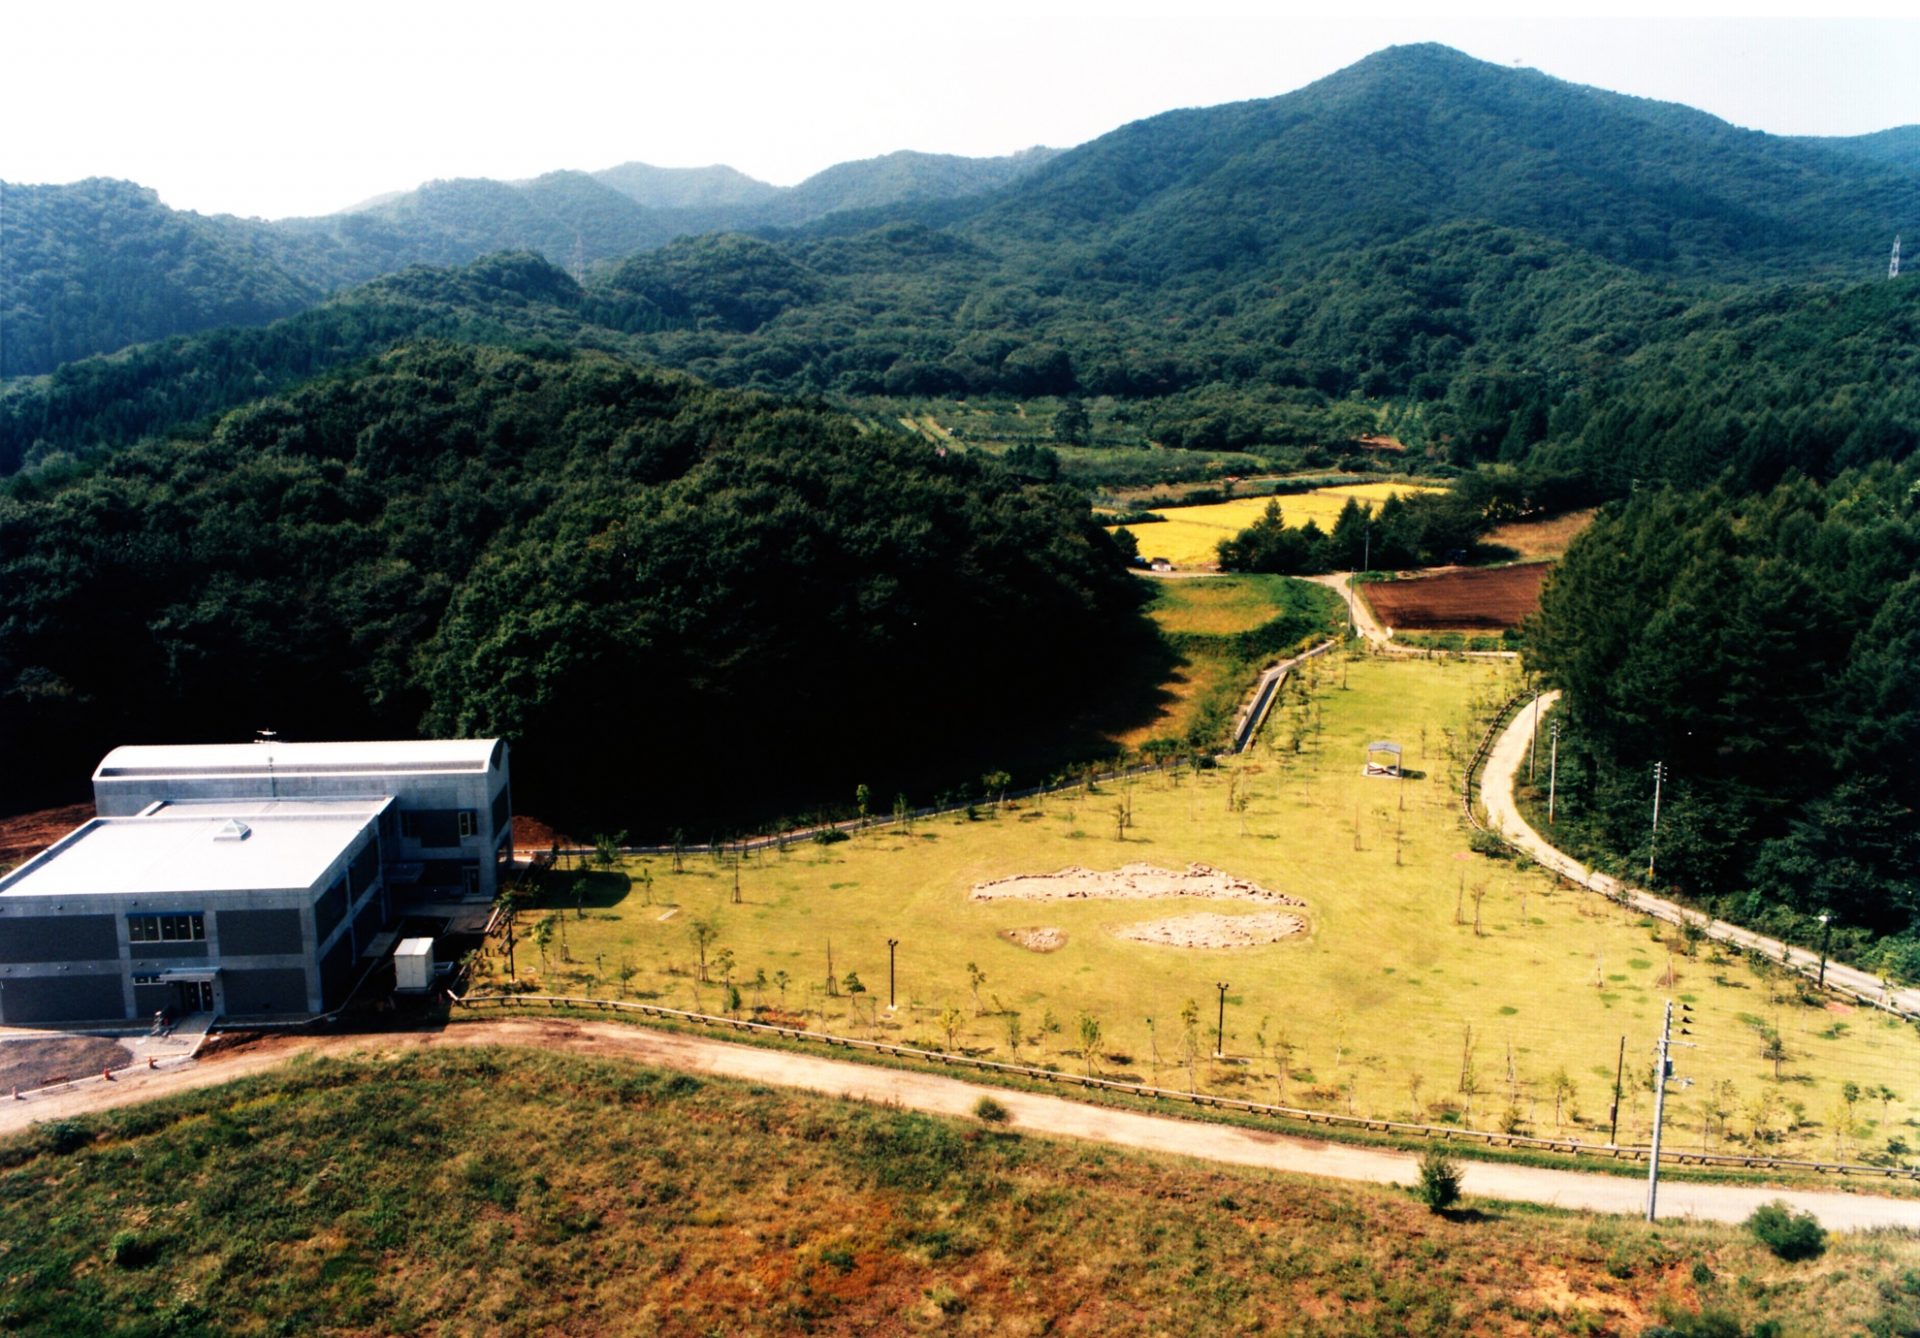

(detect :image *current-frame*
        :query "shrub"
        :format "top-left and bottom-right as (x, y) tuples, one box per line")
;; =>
(972, 1095), (1010, 1124)
(1415, 1147), (1462, 1213)
(1746, 1201), (1826, 1261)
(108, 1230), (159, 1268)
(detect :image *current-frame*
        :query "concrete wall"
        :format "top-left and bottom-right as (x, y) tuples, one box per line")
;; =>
(0, 972), (123, 1024)
(0, 914), (117, 963)
(218, 908), (303, 956)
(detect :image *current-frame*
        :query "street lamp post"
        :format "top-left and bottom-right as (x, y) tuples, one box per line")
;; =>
(887, 938), (899, 1010)
(1548, 721), (1561, 824)
(1214, 981), (1229, 1059)
(1529, 688), (1542, 781)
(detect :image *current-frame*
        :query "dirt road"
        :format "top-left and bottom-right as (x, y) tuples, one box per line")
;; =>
(7, 1016), (1917, 1230)
(1480, 692), (1920, 1020)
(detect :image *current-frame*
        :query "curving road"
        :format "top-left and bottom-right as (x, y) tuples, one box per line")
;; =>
(5, 1016), (1917, 1229)
(1480, 691), (1920, 1019)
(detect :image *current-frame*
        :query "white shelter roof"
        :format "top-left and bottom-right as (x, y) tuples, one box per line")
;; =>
(94, 739), (502, 783)
(0, 800), (386, 899)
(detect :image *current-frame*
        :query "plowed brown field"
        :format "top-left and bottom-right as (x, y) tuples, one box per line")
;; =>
(1360, 563), (1550, 630)
(0, 803), (92, 869)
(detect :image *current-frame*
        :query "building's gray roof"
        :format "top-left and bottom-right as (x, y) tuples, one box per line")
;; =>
(0, 800), (387, 900)
(93, 739), (502, 783)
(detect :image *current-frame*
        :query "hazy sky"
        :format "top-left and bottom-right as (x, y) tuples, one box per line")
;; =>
(4, 4), (1916, 220)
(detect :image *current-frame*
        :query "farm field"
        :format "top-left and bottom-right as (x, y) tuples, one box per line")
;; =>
(1108, 482), (1446, 570)
(9, 1048), (1917, 1336)
(1362, 564), (1553, 631)
(491, 652), (1920, 1164)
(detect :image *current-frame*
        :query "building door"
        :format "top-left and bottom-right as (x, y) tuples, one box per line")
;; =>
(173, 980), (214, 1012)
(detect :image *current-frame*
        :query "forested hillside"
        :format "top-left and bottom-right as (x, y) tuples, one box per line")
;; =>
(1527, 462), (1920, 972)
(0, 180), (322, 378)
(0, 343), (1148, 825)
(1, 151), (1054, 376)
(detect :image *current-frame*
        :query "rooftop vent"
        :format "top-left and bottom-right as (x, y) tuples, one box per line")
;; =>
(213, 819), (252, 842)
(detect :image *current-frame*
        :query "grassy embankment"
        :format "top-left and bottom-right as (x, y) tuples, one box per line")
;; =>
(5, 1048), (1916, 1335)
(488, 652), (1920, 1163)
(1111, 573), (1343, 750)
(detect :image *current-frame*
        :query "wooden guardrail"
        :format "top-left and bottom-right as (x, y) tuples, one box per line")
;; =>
(451, 991), (1920, 1182)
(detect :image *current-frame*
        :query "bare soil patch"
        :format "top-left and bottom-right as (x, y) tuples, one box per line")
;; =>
(971, 862), (1303, 906)
(1002, 926), (1069, 952)
(0, 1035), (132, 1091)
(0, 802), (93, 869)
(1110, 911), (1307, 949)
(512, 812), (578, 852)
(1361, 564), (1551, 631)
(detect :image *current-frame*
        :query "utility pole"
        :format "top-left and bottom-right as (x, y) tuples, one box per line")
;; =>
(887, 937), (899, 1010)
(1646, 1002), (1673, 1220)
(1647, 761), (1667, 883)
(1214, 981), (1230, 1059)
(1645, 1001), (1694, 1222)
(1548, 721), (1561, 824)
(1816, 914), (1832, 989)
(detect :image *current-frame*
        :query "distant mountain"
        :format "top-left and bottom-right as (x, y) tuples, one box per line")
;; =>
(1802, 125), (1920, 175)
(0, 179), (320, 378)
(6, 45), (1913, 378)
(960, 43), (1917, 283)
(0, 149), (1056, 375)
(592, 161), (780, 212)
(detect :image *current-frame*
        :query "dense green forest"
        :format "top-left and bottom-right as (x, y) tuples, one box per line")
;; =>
(1526, 462), (1920, 973)
(0, 343), (1151, 828)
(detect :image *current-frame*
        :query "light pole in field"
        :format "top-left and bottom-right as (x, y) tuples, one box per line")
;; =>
(887, 938), (899, 1010)
(1214, 981), (1230, 1059)
(1548, 721), (1561, 824)
(1816, 915), (1832, 990)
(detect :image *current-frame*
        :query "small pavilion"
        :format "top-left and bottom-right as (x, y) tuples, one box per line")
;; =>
(1364, 741), (1403, 777)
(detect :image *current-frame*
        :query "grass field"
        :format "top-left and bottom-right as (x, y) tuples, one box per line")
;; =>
(1486, 508), (1600, 562)
(494, 652), (1920, 1165)
(1109, 483), (1447, 570)
(8, 1048), (1915, 1335)
(1108, 574), (1343, 748)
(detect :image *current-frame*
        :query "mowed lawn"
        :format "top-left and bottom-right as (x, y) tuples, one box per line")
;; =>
(1109, 482), (1446, 570)
(501, 653), (1920, 1162)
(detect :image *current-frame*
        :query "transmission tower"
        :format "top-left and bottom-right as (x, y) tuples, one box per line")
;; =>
(1893, 236), (1902, 280)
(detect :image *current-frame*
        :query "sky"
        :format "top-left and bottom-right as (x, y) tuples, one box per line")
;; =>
(3, 4), (1916, 220)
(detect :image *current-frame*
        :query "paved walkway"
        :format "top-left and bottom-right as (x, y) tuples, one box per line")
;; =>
(1480, 691), (1920, 1019)
(5, 1017), (1917, 1229)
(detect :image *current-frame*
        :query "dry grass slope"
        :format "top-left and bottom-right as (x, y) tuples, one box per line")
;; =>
(3, 1047), (1915, 1336)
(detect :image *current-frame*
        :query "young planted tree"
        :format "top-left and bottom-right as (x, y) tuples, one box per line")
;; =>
(1077, 1011), (1103, 1077)
(773, 969), (791, 1012)
(1549, 1067), (1577, 1131)
(1003, 1009), (1022, 1057)
(981, 770), (1011, 811)
(854, 783), (871, 832)
(532, 915), (556, 972)
(593, 830), (626, 874)
(688, 917), (719, 982)
(1180, 998), (1201, 1093)
(966, 962), (987, 1016)
(893, 792), (911, 833)
(940, 1005), (964, 1053)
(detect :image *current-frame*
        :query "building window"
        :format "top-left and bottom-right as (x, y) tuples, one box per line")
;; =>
(128, 913), (205, 943)
(400, 812), (420, 839)
(458, 810), (477, 839)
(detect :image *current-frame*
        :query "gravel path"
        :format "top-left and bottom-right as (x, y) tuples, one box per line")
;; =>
(5, 1017), (1917, 1229)
(1479, 691), (1920, 1020)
